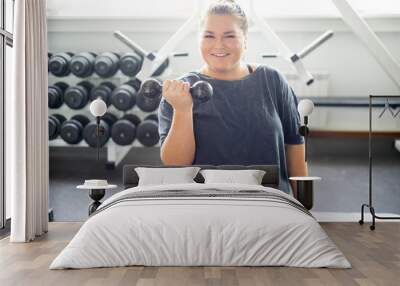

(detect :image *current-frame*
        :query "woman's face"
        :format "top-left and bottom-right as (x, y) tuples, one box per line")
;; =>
(200, 14), (247, 73)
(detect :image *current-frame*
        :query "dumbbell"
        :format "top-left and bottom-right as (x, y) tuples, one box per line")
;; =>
(48, 114), (66, 140)
(48, 52), (74, 77)
(48, 82), (68, 109)
(137, 114), (159, 147)
(110, 81), (138, 111)
(111, 114), (141, 146)
(139, 73), (213, 104)
(136, 90), (161, 112)
(83, 113), (118, 148)
(119, 52), (143, 77)
(60, 115), (90, 144)
(119, 51), (168, 77)
(94, 52), (120, 78)
(70, 52), (97, 78)
(90, 82), (116, 106)
(64, 81), (93, 109)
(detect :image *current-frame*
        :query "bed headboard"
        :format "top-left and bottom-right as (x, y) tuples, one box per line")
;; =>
(123, 165), (280, 189)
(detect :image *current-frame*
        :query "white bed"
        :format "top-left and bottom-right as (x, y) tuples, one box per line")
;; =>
(50, 182), (351, 269)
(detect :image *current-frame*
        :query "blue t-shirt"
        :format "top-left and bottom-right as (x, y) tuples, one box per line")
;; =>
(158, 65), (304, 194)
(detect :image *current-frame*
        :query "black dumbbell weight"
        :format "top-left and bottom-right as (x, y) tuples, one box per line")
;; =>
(120, 52), (143, 77)
(70, 52), (97, 78)
(136, 114), (159, 147)
(110, 81), (138, 111)
(64, 81), (93, 109)
(60, 115), (90, 144)
(83, 113), (118, 148)
(48, 114), (66, 140)
(90, 82), (116, 106)
(136, 91), (161, 113)
(94, 52), (120, 78)
(111, 114), (141, 146)
(135, 70), (160, 112)
(48, 82), (68, 109)
(48, 52), (74, 77)
(139, 73), (213, 104)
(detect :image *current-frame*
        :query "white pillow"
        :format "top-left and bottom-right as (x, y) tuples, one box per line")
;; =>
(200, 169), (266, 185)
(135, 167), (201, 186)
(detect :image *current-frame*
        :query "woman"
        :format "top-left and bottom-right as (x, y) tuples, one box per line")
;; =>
(158, 0), (307, 196)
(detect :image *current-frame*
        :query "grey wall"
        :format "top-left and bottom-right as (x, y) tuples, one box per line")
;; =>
(46, 2), (400, 219)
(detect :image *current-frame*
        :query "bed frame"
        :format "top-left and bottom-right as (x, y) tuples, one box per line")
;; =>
(123, 165), (280, 189)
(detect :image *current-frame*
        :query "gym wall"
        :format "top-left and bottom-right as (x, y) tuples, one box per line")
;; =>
(45, 0), (400, 218)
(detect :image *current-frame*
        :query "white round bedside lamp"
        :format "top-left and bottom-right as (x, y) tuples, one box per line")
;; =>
(90, 98), (107, 117)
(89, 98), (107, 160)
(298, 99), (314, 118)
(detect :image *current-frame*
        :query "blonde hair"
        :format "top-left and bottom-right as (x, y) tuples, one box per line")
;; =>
(200, 0), (248, 36)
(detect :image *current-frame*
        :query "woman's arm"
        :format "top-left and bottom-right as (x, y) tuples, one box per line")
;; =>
(160, 109), (195, 165)
(159, 80), (196, 165)
(285, 143), (308, 197)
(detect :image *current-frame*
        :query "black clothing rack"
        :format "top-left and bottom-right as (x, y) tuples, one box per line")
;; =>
(359, 95), (400, 230)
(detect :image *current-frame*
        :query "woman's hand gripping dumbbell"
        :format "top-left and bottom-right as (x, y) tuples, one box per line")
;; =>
(138, 74), (213, 111)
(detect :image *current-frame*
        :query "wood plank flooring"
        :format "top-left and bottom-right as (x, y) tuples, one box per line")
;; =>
(0, 222), (399, 286)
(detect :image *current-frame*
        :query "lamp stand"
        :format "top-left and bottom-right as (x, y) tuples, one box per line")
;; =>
(95, 117), (105, 161)
(299, 116), (309, 162)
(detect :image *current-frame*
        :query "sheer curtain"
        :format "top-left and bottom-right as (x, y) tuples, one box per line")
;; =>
(7, 0), (48, 242)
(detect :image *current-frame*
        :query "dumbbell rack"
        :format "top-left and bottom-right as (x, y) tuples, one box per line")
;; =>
(48, 53), (165, 168)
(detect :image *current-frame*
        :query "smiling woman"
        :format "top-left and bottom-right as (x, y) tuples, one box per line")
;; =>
(199, 14), (247, 79)
(158, 0), (308, 196)
(199, 0), (248, 79)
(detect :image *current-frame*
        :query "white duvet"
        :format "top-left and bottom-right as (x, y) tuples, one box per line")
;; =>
(50, 183), (351, 269)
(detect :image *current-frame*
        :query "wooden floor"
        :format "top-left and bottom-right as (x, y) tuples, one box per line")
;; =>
(0, 222), (399, 286)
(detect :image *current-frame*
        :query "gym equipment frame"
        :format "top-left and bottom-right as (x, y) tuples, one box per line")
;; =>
(331, 0), (400, 89)
(249, 0), (333, 86)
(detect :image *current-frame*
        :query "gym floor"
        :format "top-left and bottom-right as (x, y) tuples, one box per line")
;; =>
(49, 136), (400, 222)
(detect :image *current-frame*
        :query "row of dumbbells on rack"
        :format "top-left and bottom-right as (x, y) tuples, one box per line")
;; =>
(49, 80), (160, 112)
(48, 51), (214, 151)
(48, 113), (160, 147)
(48, 51), (169, 78)
(48, 74), (215, 148)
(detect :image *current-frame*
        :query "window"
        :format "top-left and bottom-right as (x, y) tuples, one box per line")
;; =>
(1, 0), (13, 232)
(5, 0), (12, 33)
(0, 37), (3, 231)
